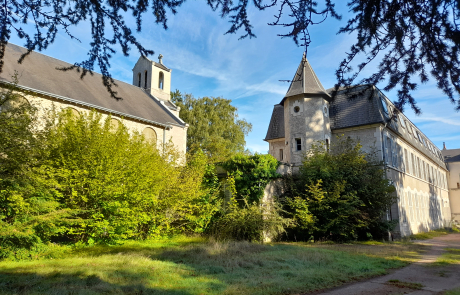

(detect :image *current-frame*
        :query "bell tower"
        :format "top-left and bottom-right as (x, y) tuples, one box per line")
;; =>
(281, 53), (331, 166)
(132, 54), (172, 101)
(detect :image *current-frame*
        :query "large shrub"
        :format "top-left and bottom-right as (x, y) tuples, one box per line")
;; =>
(1, 107), (220, 249)
(283, 137), (396, 242)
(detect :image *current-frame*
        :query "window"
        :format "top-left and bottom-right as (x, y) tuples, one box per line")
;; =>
(411, 153), (416, 176)
(142, 127), (157, 144)
(144, 71), (148, 89)
(384, 136), (391, 165)
(159, 72), (164, 89)
(406, 122), (412, 135)
(380, 92), (389, 115)
(110, 118), (120, 132)
(404, 149), (409, 173)
(279, 149), (284, 161)
(416, 131), (423, 143)
(411, 126), (417, 138)
(326, 139), (330, 151)
(138, 73), (141, 87)
(294, 106), (300, 113)
(295, 138), (302, 151)
(66, 107), (80, 118)
(399, 115), (406, 128)
(323, 105), (329, 117)
(391, 139), (398, 168)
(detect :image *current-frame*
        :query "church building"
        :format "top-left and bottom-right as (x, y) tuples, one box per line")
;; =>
(0, 43), (187, 155)
(265, 53), (451, 237)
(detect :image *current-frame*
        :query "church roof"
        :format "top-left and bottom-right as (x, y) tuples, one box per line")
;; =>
(264, 104), (285, 141)
(0, 43), (184, 128)
(284, 52), (330, 99)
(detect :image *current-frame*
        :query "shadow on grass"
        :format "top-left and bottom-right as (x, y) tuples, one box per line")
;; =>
(0, 270), (204, 295)
(0, 241), (427, 295)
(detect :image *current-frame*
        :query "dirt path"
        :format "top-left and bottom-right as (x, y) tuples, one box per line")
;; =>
(318, 233), (460, 295)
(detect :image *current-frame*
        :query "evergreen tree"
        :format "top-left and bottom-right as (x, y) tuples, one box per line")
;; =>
(1, 1), (459, 111)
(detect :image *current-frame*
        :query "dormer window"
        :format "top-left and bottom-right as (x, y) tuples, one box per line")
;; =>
(159, 72), (164, 90)
(138, 73), (141, 87)
(144, 71), (148, 89)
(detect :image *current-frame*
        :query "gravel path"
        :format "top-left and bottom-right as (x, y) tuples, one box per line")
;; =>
(318, 233), (460, 295)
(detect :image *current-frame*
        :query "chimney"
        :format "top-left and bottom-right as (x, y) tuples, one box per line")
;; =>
(443, 142), (447, 150)
(158, 54), (163, 65)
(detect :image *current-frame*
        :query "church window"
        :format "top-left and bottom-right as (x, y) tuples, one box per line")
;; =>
(279, 149), (284, 161)
(142, 127), (157, 145)
(294, 106), (300, 113)
(295, 138), (302, 151)
(159, 72), (164, 89)
(138, 73), (141, 87)
(110, 118), (120, 132)
(0, 95), (30, 112)
(65, 107), (80, 118)
(144, 71), (148, 89)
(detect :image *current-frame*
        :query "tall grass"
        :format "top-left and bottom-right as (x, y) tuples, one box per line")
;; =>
(0, 237), (427, 295)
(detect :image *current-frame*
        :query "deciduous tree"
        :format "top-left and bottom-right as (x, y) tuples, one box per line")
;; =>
(171, 90), (252, 162)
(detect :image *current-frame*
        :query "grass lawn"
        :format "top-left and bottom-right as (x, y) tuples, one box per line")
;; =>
(0, 237), (426, 295)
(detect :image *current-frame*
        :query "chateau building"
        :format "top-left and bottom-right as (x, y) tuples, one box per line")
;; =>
(0, 43), (187, 155)
(442, 146), (460, 224)
(265, 53), (451, 237)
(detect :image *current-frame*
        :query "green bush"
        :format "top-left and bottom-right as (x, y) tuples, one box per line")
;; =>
(282, 137), (396, 242)
(1, 106), (221, 249)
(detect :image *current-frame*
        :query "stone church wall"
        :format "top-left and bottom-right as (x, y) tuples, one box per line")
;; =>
(21, 92), (187, 158)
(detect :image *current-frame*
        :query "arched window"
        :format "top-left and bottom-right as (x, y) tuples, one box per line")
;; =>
(159, 72), (164, 90)
(142, 127), (157, 145)
(0, 95), (29, 112)
(63, 107), (81, 120)
(110, 118), (120, 131)
(144, 71), (148, 89)
(138, 73), (141, 87)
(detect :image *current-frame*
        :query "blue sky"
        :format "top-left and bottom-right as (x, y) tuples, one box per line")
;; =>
(9, 1), (460, 152)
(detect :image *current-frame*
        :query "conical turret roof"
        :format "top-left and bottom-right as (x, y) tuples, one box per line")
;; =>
(284, 52), (330, 98)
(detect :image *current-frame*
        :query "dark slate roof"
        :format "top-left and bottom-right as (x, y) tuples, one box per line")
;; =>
(327, 85), (384, 130)
(442, 148), (460, 162)
(284, 52), (330, 99)
(1, 43), (184, 128)
(264, 104), (285, 141)
(328, 85), (446, 168)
